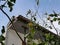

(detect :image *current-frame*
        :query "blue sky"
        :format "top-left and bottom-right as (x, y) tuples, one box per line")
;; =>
(0, 0), (60, 34)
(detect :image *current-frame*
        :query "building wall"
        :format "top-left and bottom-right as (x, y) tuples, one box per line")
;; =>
(5, 29), (39, 45)
(5, 29), (24, 45)
(5, 18), (28, 45)
(5, 17), (40, 45)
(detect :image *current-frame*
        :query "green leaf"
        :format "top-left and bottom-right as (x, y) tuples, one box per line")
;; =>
(26, 9), (31, 15)
(49, 26), (52, 29)
(0, 35), (5, 42)
(53, 18), (57, 21)
(7, 1), (14, 12)
(54, 14), (58, 17)
(1, 42), (5, 45)
(36, 0), (39, 6)
(10, 7), (13, 12)
(1, 26), (5, 34)
(50, 20), (53, 23)
(27, 34), (33, 39)
(34, 17), (36, 21)
(58, 18), (60, 20)
(30, 29), (35, 35)
(33, 42), (37, 45)
(7, 1), (14, 7)
(10, 0), (16, 3)
(49, 14), (54, 17)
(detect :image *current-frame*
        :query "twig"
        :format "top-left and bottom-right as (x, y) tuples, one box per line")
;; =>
(50, 22), (58, 36)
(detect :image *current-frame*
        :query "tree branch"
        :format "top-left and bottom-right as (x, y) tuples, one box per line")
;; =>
(50, 22), (58, 36)
(0, 7), (24, 42)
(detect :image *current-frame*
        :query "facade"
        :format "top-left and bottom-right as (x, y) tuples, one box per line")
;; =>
(5, 15), (58, 45)
(5, 15), (27, 45)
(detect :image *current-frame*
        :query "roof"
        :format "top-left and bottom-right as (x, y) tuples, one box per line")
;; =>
(7, 15), (59, 40)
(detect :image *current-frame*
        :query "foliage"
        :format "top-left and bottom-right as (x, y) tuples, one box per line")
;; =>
(26, 5), (60, 45)
(0, 26), (5, 45)
(0, 0), (16, 12)
(1, 26), (5, 34)
(27, 22), (36, 45)
(48, 11), (60, 24)
(7, 0), (16, 11)
(46, 11), (60, 45)
(0, 0), (60, 45)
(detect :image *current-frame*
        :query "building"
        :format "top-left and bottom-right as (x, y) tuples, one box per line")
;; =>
(5, 15), (59, 45)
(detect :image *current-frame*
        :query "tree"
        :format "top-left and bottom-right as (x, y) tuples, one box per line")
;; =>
(0, 0), (25, 45)
(0, 0), (60, 45)
(46, 11), (60, 45)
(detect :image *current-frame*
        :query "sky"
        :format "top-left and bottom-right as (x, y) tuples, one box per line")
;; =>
(0, 0), (60, 34)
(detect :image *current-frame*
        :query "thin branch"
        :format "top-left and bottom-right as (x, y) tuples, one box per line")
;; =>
(0, 7), (24, 42)
(34, 5), (47, 26)
(50, 22), (58, 36)
(3, 1), (7, 6)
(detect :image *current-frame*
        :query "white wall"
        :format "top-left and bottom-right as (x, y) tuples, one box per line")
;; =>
(5, 29), (24, 45)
